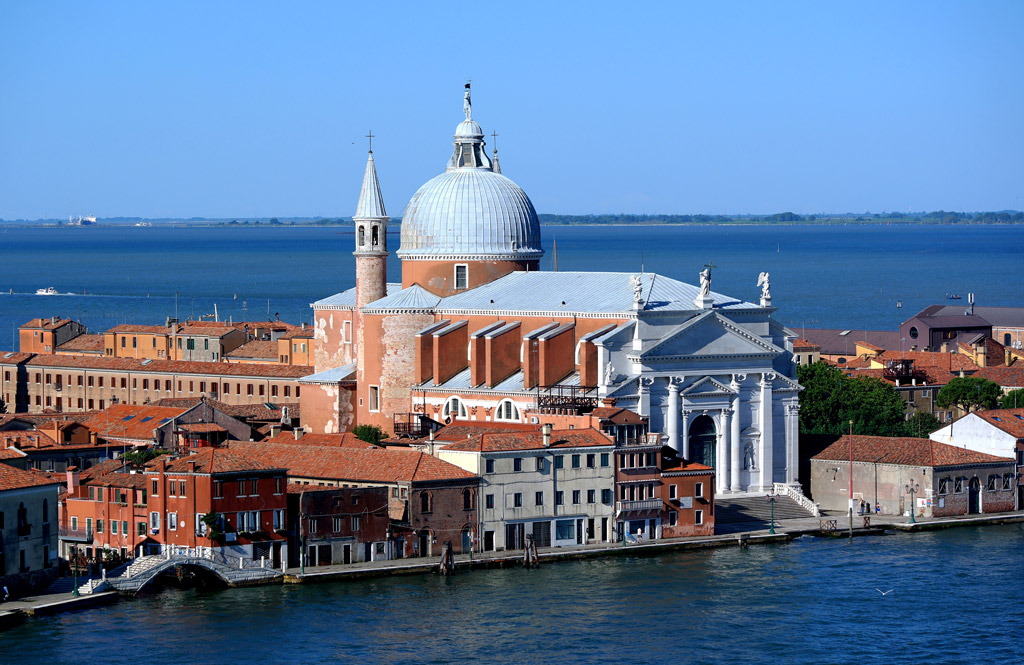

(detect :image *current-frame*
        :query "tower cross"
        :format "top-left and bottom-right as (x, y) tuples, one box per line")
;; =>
(703, 259), (718, 273)
(491, 130), (499, 148)
(366, 130), (375, 152)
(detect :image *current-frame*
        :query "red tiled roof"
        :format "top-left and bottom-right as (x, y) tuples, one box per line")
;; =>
(0, 447), (27, 460)
(0, 430), (59, 450)
(443, 428), (614, 452)
(974, 408), (1024, 438)
(82, 404), (187, 442)
(0, 462), (61, 491)
(972, 366), (1024, 389)
(149, 397), (299, 421)
(86, 468), (150, 490)
(433, 420), (539, 442)
(0, 352), (35, 364)
(13, 353), (312, 378)
(856, 341), (885, 352)
(56, 334), (106, 352)
(106, 324), (169, 334)
(812, 435), (1012, 466)
(661, 458), (713, 473)
(264, 432), (377, 449)
(178, 423), (227, 433)
(230, 442), (477, 483)
(21, 318), (73, 330)
(792, 338), (820, 351)
(225, 339), (278, 359)
(589, 406), (647, 425)
(1, 412), (100, 429)
(156, 448), (284, 475)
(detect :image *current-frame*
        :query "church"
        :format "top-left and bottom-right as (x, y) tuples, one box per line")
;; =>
(300, 85), (802, 495)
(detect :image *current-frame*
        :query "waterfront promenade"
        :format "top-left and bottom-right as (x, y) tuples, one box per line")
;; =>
(4, 508), (1021, 630)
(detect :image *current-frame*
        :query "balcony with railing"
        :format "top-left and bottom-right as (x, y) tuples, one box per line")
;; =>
(535, 385), (599, 416)
(616, 499), (663, 513)
(59, 523), (94, 542)
(393, 413), (436, 439)
(882, 359), (928, 384)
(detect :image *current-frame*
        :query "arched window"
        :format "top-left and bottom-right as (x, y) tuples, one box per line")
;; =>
(1005, 333), (1012, 346)
(463, 488), (473, 510)
(494, 399), (520, 422)
(357, 225), (365, 247)
(443, 397), (467, 420)
(688, 415), (717, 469)
(371, 226), (379, 247)
(420, 491), (431, 513)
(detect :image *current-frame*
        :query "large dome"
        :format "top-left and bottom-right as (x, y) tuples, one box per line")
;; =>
(399, 169), (543, 260)
(397, 87), (544, 261)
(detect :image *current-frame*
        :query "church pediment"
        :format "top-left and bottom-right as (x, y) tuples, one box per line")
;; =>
(680, 376), (735, 397)
(638, 311), (784, 362)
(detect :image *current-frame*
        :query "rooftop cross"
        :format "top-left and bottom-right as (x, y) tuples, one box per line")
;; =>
(366, 130), (375, 153)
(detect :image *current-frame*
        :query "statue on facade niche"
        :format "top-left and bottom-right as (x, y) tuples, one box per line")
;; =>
(757, 272), (771, 301)
(743, 442), (756, 470)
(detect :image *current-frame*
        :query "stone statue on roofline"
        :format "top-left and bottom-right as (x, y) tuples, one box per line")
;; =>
(628, 274), (644, 308)
(464, 83), (472, 121)
(698, 268), (711, 298)
(757, 271), (771, 306)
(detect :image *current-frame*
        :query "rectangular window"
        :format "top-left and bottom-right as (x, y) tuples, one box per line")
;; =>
(536, 457), (544, 471)
(151, 480), (158, 496)
(247, 384), (254, 396)
(555, 491), (564, 506)
(535, 491), (544, 506)
(669, 511), (678, 527)
(571, 454), (581, 469)
(71, 516), (78, 530)
(343, 320), (352, 344)
(1004, 474), (1014, 491)
(695, 482), (704, 499)
(554, 456), (564, 470)
(485, 494), (494, 509)
(86, 517), (93, 533)
(122, 520), (128, 536)
(138, 522), (146, 536)
(96, 519), (104, 534)
(572, 490), (581, 504)
(275, 477), (283, 494)
(150, 511), (160, 532)
(954, 477), (964, 494)
(485, 459), (495, 474)
(513, 493), (523, 508)
(333, 517), (343, 533)
(669, 484), (677, 499)
(587, 489), (596, 503)
(214, 481), (224, 498)
(454, 264), (468, 290)
(555, 520), (575, 541)
(601, 489), (612, 504)
(238, 480), (245, 497)
(111, 520), (118, 535)
(368, 385), (380, 412)
(273, 510), (284, 531)
(987, 475), (997, 491)
(351, 516), (360, 532)
(695, 510), (704, 526)
(586, 454), (596, 468)
(250, 479), (258, 495)
(513, 458), (522, 472)
(168, 513), (177, 530)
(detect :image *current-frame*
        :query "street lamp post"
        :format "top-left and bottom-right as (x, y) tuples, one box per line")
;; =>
(905, 480), (920, 525)
(766, 490), (779, 535)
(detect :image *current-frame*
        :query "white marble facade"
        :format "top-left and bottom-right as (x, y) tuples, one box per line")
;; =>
(599, 308), (801, 494)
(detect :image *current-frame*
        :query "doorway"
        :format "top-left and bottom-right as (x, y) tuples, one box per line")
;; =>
(417, 532), (431, 557)
(968, 477), (981, 514)
(689, 415), (717, 468)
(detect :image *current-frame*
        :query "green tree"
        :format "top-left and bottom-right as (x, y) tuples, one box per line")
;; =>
(999, 388), (1024, 410)
(797, 362), (907, 436)
(121, 449), (165, 466)
(353, 424), (386, 446)
(935, 376), (1001, 414)
(899, 411), (943, 438)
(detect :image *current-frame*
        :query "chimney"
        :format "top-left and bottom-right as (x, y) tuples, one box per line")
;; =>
(66, 466), (80, 490)
(301, 322), (307, 332)
(293, 428), (305, 440)
(51, 316), (58, 324)
(542, 423), (552, 448)
(269, 425), (282, 438)
(187, 460), (197, 473)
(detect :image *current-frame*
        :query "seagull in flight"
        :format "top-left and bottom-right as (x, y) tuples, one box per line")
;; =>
(876, 589), (894, 596)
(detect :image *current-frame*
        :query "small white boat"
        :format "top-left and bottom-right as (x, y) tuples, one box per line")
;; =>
(36, 287), (59, 295)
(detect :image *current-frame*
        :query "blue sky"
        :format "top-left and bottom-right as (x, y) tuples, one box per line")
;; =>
(1, 1), (1021, 218)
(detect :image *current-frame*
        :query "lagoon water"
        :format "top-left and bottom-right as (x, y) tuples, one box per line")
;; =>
(2, 224), (1023, 348)
(1, 524), (1022, 664)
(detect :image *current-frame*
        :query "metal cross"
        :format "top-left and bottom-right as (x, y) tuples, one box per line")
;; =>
(704, 259), (718, 273)
(491, 130), (499, 149)
(366, 130), (375, 152)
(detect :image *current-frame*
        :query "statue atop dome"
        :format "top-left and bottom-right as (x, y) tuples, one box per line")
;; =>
(464, 82), (472, 121)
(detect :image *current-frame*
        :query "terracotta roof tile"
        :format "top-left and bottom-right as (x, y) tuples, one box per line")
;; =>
(106, 324), (169, 334)
(975, 408), (1024, 438)
(156, 448), (284, 475)
(264, 432), (377, 448)
(792, 338), (820, 351)
(0, 462), (61, 491)
(812, 435), (1012, 466)
(443, 428), (614, 452)
(13, 353), (312, 378)
(230, 442), (476, 483)
(82, 404), (187, 442)
(225, 339), (278, 359)
(21, 318), (73, 330)
(433, 420), (539, 442)
(589, 407), (646, 424)
(56, 334), (106, 352)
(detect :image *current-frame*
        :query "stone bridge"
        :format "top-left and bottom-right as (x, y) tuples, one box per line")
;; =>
(82, 553), (282, 595)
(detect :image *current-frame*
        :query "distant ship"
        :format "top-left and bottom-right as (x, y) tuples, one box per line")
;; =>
(36, 287), (59, 295)
(68, 215), (97, 226)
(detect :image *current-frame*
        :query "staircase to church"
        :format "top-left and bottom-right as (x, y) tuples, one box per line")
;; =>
(715, 495), (816, 532)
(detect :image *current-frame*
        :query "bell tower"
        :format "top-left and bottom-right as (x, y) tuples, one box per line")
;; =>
(353, 135), (388, 308)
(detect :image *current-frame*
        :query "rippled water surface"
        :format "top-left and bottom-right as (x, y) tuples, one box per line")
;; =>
(2, 224), (1023, 346)
(2, 525), (1022, 664)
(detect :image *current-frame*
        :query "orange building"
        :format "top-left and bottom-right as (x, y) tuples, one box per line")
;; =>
(19, 317), (87, 354)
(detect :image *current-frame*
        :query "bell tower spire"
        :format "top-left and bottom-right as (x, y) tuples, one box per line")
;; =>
(354, 133), (389, 308)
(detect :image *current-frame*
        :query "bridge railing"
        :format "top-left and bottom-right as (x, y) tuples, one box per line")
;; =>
(773, 482), (820, 517)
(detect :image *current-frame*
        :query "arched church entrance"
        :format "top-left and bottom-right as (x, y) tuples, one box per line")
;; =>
(689, 415), (717, 469)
